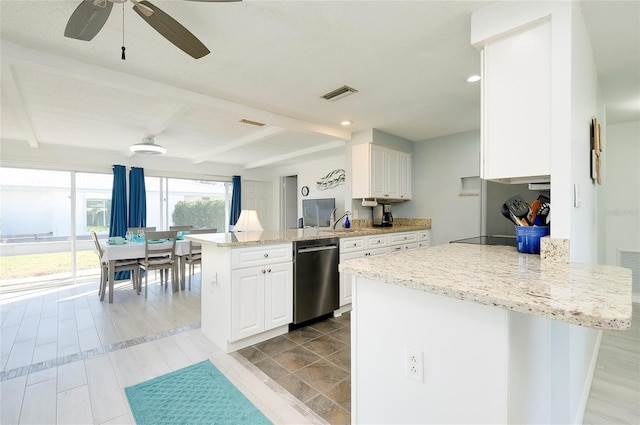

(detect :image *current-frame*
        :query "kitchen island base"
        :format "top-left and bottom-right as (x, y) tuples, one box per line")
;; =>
(351, 277), (601, 424)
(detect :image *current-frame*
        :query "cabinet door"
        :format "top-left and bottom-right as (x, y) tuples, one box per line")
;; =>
(370, 144), (387, 198)
(398, 151), (412, 200)
(482, 21), (551, 181)
(231, 267), (265, 341)
(385, 148), (400, 198)
(264, 262), (293, 330)
(340, 251), (365, 306)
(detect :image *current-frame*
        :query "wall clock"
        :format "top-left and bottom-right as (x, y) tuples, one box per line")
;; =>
(301, 186), (309, 196)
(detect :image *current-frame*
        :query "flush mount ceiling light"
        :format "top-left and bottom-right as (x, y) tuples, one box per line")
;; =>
(340, 120), (353, 126)
(129, 137), (166, 155)
(466, 75), (481, 83)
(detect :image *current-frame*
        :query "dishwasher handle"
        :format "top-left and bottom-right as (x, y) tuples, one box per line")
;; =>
(297, 245), (338, 254)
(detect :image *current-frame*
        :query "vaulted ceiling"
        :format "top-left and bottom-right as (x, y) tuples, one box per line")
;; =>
(1, 1), (638, 170)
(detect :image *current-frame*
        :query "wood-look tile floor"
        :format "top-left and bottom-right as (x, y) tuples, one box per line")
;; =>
(584, 302), (640, 424)
(0, 275), (320, 425)
(2, 273), (637, 425)
(237, 315), (351, 425)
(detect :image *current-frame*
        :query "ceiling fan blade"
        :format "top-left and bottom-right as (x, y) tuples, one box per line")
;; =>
(64, 0), (114, 41)
(132, 0), (210, 59)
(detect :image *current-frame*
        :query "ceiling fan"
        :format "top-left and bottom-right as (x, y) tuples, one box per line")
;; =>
(64, 0), (240, 59)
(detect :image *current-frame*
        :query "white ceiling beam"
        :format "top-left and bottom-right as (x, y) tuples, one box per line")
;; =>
(244, 140), (346, 169)
(192, 126), (285, 164)
(2, 41), (351, 142)
(144, 103), (191, 137)
(1, 63), (39, 148)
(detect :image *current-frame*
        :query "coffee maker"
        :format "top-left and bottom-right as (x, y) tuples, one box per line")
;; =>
(372, 204), (393, 226)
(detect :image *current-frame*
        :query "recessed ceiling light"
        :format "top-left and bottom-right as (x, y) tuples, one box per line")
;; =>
(467, 75), (481, 83)
(340, 120), (353, 126)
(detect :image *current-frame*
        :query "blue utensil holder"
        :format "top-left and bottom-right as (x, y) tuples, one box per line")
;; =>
(516, 226), (550, 254)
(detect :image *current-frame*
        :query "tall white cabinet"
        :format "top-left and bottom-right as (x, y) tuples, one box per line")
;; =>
(352, 143), (412, 200)
(480, 20), (551, 183)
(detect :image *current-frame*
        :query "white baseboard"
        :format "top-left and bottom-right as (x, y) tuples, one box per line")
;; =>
(574, 329), (603, 425)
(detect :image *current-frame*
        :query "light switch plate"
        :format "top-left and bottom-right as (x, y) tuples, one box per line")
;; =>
(573, 183), (581, 208)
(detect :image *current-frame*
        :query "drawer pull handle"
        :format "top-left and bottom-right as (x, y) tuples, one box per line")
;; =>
(264, 253), (268, 258)
(262, 269), (266, 274)
(267, 269), (271, 273)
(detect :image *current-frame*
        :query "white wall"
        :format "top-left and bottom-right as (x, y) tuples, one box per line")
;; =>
(394, 130), (481, 246)
(275, 155), (347, 226)
(599, 120), (640, 265)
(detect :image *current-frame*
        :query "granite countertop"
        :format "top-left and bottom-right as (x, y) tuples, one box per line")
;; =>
(339, 243), (632, 331)
(185, 219), (431, 247)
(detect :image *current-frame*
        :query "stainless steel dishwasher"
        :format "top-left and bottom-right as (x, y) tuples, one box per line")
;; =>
(292, 237), (339, 326)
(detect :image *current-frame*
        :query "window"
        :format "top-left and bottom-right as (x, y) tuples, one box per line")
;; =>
(86, 199), (111, 230)
(0, 168), (73, 282)
(0, 167), (231, 286)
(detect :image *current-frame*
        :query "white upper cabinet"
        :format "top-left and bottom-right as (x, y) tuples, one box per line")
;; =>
(352, 143), (412, 200)
(481, 20), (551, 183)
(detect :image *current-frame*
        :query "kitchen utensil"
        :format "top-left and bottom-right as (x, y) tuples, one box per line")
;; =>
(529, 199), (541, 224)
(534, 202), (550, 226)
(501, 203), (518, 225)
(505, 195), (531, 225)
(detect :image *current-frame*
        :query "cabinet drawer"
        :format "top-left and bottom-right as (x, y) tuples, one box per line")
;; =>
(389, 232), (417, 245)
(341, 237), (365, 253)
(417, 230), (429, 242)
(364, 247), (390, 257)
(231, 243), (292, 269)
(365, 234), (388, 249)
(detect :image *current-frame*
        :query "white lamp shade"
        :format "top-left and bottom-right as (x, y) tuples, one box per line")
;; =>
(234, 210), (263, 232)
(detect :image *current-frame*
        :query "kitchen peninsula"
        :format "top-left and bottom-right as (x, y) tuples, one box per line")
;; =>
(186, 220), (431, 353)
(341, 243), (632, 424)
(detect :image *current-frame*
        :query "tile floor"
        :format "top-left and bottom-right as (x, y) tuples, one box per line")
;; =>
(1, 270), (638, 425)
(237, 315), (351, 425)
(0, 275), (323, 425)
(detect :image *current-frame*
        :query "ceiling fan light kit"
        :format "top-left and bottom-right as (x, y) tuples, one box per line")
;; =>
(130, 137), (166, 155)
(64, 0), (242, 59)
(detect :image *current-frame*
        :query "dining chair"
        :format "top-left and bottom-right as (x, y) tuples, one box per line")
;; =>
(138, 230), (178, 298)
(90, 231), (139, 299)
(182, 228), (216, 290)
(169, 225), (193, 231)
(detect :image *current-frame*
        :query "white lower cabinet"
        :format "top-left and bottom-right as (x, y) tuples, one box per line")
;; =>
(390, 230), (430, 253)
(339, 235), (390, 307)
(231, 261), (292, 341)
(229, 244), (292, 343)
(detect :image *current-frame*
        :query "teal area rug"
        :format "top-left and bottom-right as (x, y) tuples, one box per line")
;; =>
(125, 360), (272, 425)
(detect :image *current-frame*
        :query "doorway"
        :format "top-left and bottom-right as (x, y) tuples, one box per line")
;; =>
(281, 175), (298, 229)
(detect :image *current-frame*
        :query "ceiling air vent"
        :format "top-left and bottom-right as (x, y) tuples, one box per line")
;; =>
(321, 85), (359, 101)
(239, 119), (266, 127)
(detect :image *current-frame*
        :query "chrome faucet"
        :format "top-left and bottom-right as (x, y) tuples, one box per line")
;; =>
(330, 208), (351, 230)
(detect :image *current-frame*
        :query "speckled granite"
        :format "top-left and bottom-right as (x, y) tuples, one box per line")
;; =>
(339, 243), (632, 330)
(186, 225), (430, 247)
(540, 237), (570, 263)
(351, 218), (431, 229)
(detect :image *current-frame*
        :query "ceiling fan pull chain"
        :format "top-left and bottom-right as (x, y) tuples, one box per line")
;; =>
(121, 3), (126, 60)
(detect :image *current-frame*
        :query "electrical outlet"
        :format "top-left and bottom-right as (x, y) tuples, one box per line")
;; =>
(405, 347), (424, 383)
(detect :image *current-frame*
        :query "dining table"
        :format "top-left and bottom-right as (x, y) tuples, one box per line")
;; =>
(99, 239), (192, 303)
